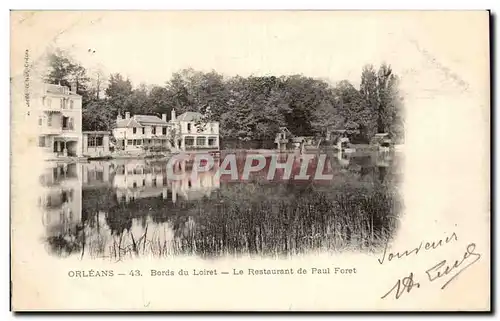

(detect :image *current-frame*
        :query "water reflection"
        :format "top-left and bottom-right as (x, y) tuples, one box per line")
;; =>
(38, 151), (402, 259)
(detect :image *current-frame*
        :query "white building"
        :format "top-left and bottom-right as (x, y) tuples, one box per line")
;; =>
(170, 109), (220, 151)
(113, 112), (170, 153)
(35, 83), (83, 158)
(113, 109), (220, 153)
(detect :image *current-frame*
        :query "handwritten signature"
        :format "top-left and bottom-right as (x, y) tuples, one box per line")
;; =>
(381, 243), (481, 300)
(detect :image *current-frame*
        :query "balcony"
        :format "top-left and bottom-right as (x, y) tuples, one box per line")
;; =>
(40, 126), (62, 135)
(43, 104), (62, 112)
(62, 125), (75, 132)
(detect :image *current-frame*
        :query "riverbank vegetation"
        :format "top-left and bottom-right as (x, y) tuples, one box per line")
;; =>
(44, 49), (405, 144)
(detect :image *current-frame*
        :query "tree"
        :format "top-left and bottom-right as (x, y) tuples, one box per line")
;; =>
(44, 48), (92, 103)
(105, 73), (133, 116)
(359, 65), (379, 140)
(310, 96), (343, 137)
(82, 99), (114, 131)
(147, 85), (173, 116)
(43, 48), (405, 145)
(381, 71), (405, 143)
(126, 83), (151, 115)
(376, 63), (394, 133)
(166, 71), (193, 114)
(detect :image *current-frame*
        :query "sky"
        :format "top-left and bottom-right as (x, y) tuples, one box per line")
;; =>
(11, 11), (489, 96)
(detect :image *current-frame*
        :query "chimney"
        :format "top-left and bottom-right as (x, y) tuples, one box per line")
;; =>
(70, 81), (77, 93)
(171, 109), (176, 121)
(162, 113), (167, 121)
(125, 112), (130, 119)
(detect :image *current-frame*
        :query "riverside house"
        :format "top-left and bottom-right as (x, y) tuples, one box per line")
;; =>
(113, 109), (220, 153)
(36, 83), (83, 159)
(171, 109), (220, 151)
(112, 112), (170, 153)
(82, 131), (111, 158)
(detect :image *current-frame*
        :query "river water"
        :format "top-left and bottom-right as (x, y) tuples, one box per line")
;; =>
(38, 150), (403, 260)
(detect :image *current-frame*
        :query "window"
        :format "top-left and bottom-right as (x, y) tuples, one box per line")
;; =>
(196, 136), (206, 146)
(38, 117), (42, 126)
(70, 100), (74, 109)
(133, 128), (137, 134)
(210, 124), (215, 133)
(60, 99), (66, 109)
(187, 123), (192, 132)
(152, 179), (157, 187)
(152, 127), (156, 135)
(88, 136), (103, 147)
(62, 116), (69, 129)
(208, 136), (217, 146)
(142, 179), (145, 186)
(62, 191), (68, 203)
(127, 140), (133, 145)
(47, 114), (52, 127)
(185, 136), (194, 146)
(38, 136), (46, 147)
(136, 139), (142, 146)
(162, 127), (167, 135)
(142, 127), (145, 134)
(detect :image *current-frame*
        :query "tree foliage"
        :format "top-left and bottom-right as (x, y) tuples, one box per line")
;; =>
(44, 49), (405, 143)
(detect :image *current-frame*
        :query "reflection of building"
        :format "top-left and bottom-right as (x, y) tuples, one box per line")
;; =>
(82, 161), (113, 189)
(171, 168), (221, 202)
(112, 160), (220, 204)
(39, 162), (82, 235)
(113, 160), (169, 202)
(35, 83), (83, 158)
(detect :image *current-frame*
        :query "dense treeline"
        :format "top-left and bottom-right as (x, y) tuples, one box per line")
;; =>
(44, 49), (405, 143)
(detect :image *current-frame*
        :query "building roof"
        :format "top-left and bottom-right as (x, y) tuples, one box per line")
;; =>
(176, 112), (203, 122)
(44, 83), (81, 97)
(116, 115), (168, 128)
(134, 115), (168, 125)
(116, 118), (142, 128)
(83, 131), (110, 135)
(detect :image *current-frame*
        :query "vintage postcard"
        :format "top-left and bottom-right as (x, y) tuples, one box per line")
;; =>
(10, 11), (490, 311)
